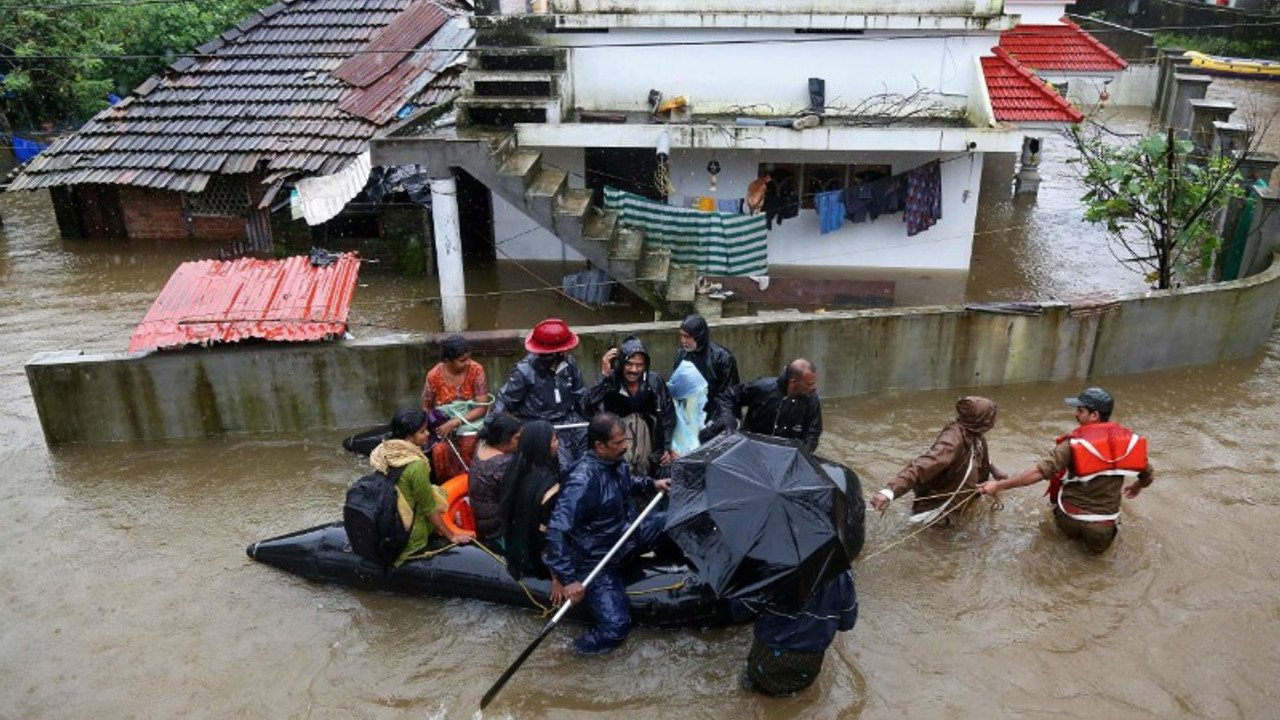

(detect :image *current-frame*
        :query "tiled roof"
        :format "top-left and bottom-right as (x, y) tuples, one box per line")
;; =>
(128, 252), (361, 353)
(982, 47), (1085, 124)
(999, 18), (1127, 72)
(10, 0), (472, 194)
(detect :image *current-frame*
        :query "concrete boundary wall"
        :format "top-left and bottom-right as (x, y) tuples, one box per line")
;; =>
(26, 254), (1280, 444)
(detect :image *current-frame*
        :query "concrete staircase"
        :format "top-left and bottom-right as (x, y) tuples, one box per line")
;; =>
(421, 42), (722, 319)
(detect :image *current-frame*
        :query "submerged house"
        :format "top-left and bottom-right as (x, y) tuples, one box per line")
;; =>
(374, 0), (1101, 314)
(7, 0), (471, 264)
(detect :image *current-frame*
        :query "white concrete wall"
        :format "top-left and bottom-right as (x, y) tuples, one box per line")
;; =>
(1091, 63), (1159, 108)
(1005, 0), (1072, 25)
(28, 250), (1280, 443)
(559, 30), (995, 116)
(1039, 64), (1159, 111)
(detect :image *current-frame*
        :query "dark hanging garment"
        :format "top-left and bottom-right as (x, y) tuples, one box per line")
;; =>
(904, 160), (943, 236)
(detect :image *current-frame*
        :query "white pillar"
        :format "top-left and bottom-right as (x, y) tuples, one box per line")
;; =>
(429, 176), (467, 332)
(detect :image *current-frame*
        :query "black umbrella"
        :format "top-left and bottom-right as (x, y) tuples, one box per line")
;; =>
(664, 432), (865, 611)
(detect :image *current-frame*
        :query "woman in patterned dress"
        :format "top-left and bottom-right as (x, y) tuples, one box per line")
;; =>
(421, 335), (490, 482)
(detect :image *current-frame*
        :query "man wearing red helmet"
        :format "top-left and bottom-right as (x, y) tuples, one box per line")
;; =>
(978, 387), (1155, 553)
(493, 318), (589, 468)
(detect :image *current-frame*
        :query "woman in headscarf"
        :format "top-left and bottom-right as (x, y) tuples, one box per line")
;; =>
(370, 408), (474, 567)
(497, 420), (561, 583)
(869, 396), (1007, 525)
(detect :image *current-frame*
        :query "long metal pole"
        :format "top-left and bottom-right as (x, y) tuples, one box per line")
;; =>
(479, 491), (665, 710)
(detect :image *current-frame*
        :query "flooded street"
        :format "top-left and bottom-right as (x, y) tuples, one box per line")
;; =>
(2, 78), (1279, 719)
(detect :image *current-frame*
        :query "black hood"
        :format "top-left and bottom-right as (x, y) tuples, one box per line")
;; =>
(614, 335), (650, 382)
(680, 314), (710, 351)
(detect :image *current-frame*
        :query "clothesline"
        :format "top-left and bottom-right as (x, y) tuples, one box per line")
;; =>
(604, 186), (769, 276)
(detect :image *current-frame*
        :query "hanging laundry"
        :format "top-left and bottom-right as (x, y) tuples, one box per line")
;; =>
(763, 175), (800, 230)
(904, 160), (942, 236)
(843, 184), (872, 223)
(604, 186), (768, 276)
(814, 189), (845, 234)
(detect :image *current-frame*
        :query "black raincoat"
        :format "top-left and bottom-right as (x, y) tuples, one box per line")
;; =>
(493, 353), (588, 466)
(734, 369), (824, 452)
(672, 315), (740, 426)
(493, 353), (587, 423)
(583, 336), (676, 460)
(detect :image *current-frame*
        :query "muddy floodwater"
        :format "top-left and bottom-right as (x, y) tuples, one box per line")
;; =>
(2, 80), (1278, 718)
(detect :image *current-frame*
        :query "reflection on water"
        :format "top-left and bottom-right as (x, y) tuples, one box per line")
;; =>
(3, 78), (1280, 718)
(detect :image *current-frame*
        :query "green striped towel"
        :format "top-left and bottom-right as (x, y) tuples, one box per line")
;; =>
(604, 187), (768, 276)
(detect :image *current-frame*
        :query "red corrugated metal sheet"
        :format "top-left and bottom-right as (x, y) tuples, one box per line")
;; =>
(332, 1), (447, 88)
(999, 19), (1127, 73)
(982, 48), (1085, 124)
(128, 253), (361, 353)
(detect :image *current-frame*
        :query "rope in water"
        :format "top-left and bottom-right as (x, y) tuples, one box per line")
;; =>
(406, 538), (554, 615)
(859, 487), (1003, 562)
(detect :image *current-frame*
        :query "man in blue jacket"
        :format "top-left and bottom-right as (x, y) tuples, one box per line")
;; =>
(542, 412), (670, 655)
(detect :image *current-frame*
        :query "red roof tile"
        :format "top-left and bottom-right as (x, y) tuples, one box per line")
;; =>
(128, 252), (361, 353)
(982, 48), (1085, 124)
(999, 18), (1127, 72)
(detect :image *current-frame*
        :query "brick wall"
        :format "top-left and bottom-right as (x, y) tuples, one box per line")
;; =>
(190, 215), (245, 242)
(118, 187), (189, 240)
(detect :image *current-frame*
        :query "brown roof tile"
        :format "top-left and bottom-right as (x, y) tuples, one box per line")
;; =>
(9, 0), (471, 194)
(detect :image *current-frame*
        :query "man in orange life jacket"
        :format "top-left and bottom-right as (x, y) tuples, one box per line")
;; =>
(977, 387), (1154, 553)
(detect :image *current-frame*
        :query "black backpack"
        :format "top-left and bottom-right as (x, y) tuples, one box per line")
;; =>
(343, 465), (412, 566)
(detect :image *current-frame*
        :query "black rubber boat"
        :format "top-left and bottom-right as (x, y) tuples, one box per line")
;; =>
(259, 437), (865, 627)
(342, 425), (392, 456)
(246, 524), (733, 628)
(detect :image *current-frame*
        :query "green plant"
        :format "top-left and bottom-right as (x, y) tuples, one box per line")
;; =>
(1, 1), (262, 128)
(1153, 32), (1280, 62)
(1069, 126), (1244, 289)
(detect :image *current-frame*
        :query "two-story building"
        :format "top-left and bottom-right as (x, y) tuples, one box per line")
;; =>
(375, 0), (1090, 314)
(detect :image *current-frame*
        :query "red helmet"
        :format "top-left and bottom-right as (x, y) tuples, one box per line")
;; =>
(525, 318), (579, 354)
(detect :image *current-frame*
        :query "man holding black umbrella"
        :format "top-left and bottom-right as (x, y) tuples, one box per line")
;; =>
(543, 412), (670, 655)
(735, 568), (858, 696)
(663, 432), (865, 695)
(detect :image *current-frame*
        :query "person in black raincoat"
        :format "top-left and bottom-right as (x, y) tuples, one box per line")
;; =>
(583, 335), (677, 476)
(731, 358), (823, 452)
(672, 314), (740, 434)
(732, 568), (858, 696)
(542, 412), (670, 655)
(493, 318), (588, 468)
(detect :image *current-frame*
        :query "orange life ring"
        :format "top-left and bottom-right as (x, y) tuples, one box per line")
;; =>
(439, 473), (475, 535)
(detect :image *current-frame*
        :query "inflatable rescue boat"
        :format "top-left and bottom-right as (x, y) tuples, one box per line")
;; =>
(1184, 50), (1280, 81)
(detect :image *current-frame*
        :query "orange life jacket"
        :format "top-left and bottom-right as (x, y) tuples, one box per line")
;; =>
(1048, 422), (1147, 520)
